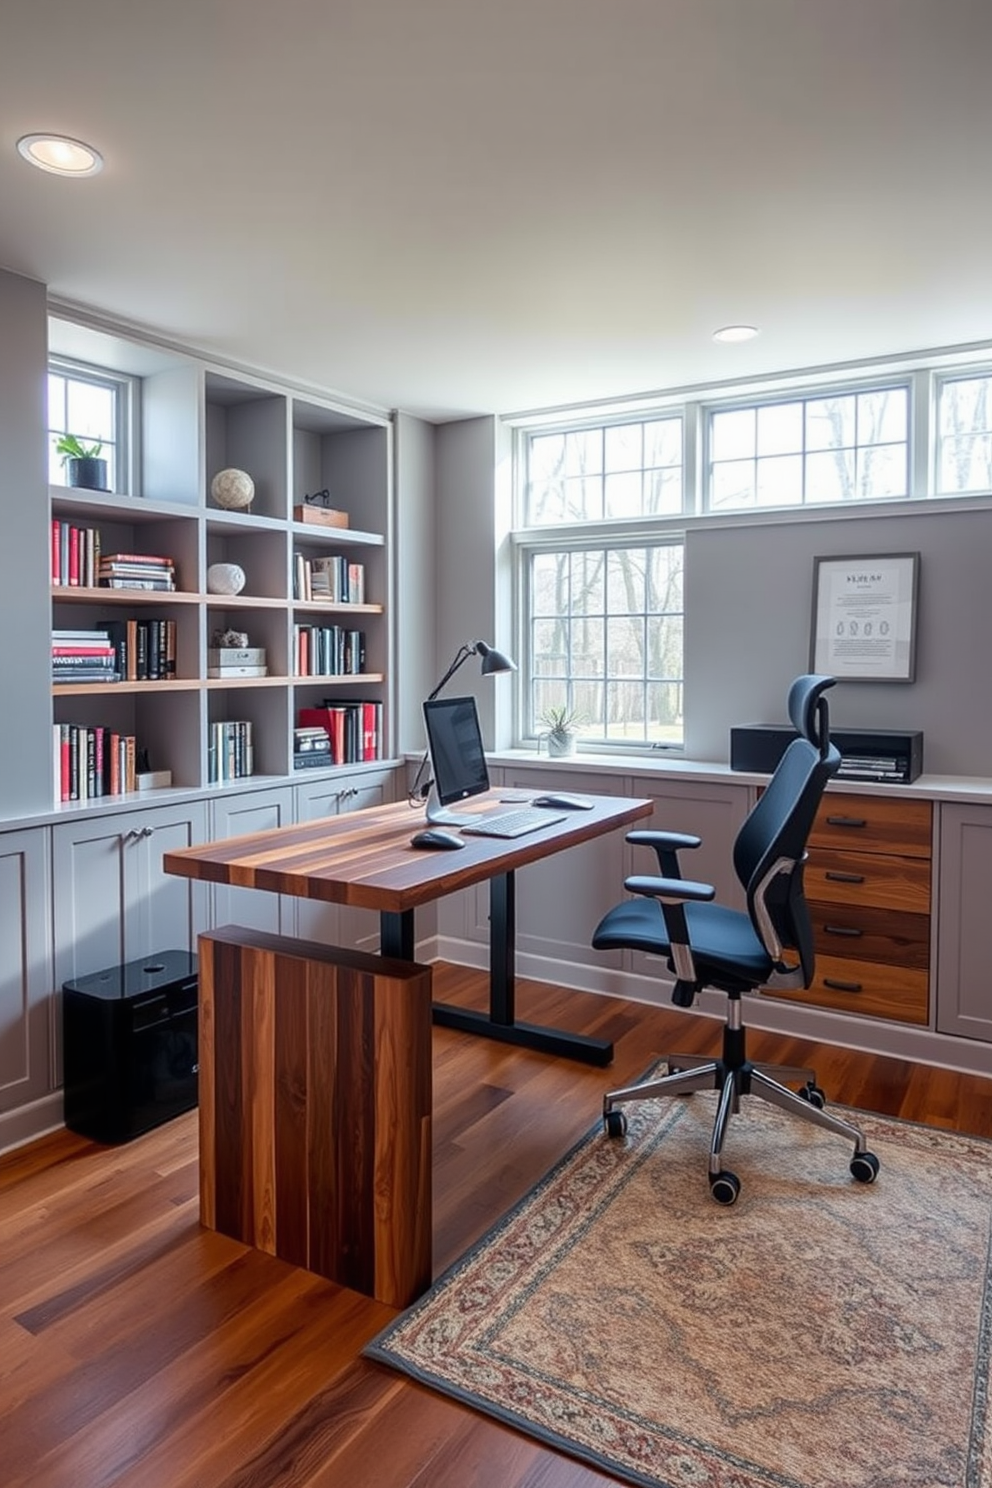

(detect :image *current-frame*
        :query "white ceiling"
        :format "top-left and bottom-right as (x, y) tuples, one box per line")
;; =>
(2, 0), (992, 423)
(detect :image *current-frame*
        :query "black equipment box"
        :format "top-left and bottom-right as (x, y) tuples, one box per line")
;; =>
(62, 950), (198, 1143)
(730, 725), (923, 784)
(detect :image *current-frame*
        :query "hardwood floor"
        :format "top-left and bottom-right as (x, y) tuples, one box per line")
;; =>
(4, 964), (992, 1488)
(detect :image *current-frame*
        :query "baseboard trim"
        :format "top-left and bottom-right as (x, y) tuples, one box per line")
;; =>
(0, 1090), (64, 1157)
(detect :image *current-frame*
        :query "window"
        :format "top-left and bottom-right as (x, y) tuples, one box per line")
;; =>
(937, 373), (992, 494)
(520, 413), (685, 749)
(708, 385), (909, 511)
(529, 542), (684, 747)
(48, 360), (132, 492)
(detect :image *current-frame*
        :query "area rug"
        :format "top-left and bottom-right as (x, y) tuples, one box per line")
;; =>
(365, 1083), (992, 1488)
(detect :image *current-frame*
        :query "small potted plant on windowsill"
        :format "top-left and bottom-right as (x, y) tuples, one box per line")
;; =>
(540, 704), (584, 758)
(56, 434), (109, 492)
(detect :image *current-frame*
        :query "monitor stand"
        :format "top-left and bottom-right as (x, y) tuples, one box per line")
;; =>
(424, 781), (486, 827)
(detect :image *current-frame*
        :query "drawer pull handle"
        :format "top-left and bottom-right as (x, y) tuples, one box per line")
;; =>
(824, 870), (865, 884)
(823, 924), (863, 938)
(824, 978), (863, 994)
(825, 815), (868, 828)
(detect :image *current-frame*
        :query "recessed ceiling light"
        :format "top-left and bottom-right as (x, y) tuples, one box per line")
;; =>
(712, 324), (759, 344)
(16, 134), (103, 177)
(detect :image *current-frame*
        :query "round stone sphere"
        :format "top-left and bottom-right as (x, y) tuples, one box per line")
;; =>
(210, 467), (255, 510)
(206, 562), (247, 596)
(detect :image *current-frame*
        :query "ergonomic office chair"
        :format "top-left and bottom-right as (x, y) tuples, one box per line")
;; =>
(593, 674), (880, 1205)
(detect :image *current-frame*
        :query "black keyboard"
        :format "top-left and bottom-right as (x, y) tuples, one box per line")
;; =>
(462, 807), (568, 838)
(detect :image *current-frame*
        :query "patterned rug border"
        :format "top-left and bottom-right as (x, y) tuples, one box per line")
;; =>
(364, 1070), (992, 1488)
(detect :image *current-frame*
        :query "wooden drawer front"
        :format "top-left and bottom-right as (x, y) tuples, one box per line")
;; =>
(805, 848), (931, 913)
(810, 796), (932, 858)
(809, 904), (930, 970)
(764, 954), (929, 1024)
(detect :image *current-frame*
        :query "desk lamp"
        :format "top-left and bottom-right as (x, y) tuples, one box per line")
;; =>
(410, 639), (516, 805)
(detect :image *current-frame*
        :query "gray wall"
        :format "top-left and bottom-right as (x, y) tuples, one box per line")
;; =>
(393, 412), (437, 752)
(434, 415), (503, 745)
(685, 503), (992, 774)
(0, 270), (54, 815)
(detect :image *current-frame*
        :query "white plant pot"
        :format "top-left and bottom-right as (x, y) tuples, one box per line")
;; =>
(547, 730), (577, 758)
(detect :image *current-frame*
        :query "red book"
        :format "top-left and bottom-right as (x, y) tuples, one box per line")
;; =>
(60, 725), (70, 803)
(52, 520), (60, 584)
(362, 701), (376, 761)
(68, 526), (80, 586)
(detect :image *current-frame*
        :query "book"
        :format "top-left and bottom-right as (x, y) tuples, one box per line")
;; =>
(100, 577), (176, 591)
(207, 665), (268, 678)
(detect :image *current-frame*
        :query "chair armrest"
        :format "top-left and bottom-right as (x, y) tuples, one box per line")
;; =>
(624, 874), (715, 1009)
(627, 830), (702, 879)
(625, 875), (715, 904)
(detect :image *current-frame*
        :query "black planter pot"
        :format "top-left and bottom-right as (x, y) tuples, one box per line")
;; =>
(67, 456), (109, 491)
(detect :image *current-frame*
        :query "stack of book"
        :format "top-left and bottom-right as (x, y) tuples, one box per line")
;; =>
(298, 701), (382, 764)
(52, 520), (101, 587)
(293, 725), (332, 769)
(98, 553), (176, 591)
(98, 618), (177, 681)
(208, 720), (253, 784)
(52, 629), (119, 684)
(293, 552), (365, 604)
(53, 723), (137, 802)
(207, 646), (267, 679)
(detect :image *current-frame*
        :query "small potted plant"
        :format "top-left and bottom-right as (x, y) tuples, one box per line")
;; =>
(540, 703), (584, 758)
(56, 434), (109, 492)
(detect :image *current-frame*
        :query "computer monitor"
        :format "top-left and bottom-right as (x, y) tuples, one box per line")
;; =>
(422, 695), (490, 824)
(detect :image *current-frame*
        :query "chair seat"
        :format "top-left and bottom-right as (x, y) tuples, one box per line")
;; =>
(592, 898), (774, 985)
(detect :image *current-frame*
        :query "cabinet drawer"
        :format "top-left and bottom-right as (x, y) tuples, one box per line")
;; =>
(764, 954), (929, 1024)
(808, 904), (930, 970)
(810, 795), (932, 857)
(805, 848), (930, 913)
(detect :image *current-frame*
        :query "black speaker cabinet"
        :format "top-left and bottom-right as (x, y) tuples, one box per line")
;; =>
(62, 950), (198, 1143)
(730, 724), (923, 783)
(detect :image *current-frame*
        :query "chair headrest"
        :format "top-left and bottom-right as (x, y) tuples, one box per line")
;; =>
(787, 674), (835, 757)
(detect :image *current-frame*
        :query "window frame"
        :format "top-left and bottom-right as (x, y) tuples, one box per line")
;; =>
(48, 355), (139, 496)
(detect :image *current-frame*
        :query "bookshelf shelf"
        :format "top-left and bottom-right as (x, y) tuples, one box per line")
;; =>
(47, 330), (393, 809)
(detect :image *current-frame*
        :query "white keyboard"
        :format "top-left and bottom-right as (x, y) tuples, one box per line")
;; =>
(462, 807), (567, 838)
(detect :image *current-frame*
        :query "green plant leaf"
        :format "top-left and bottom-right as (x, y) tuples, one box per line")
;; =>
(55, 433), (104, 461)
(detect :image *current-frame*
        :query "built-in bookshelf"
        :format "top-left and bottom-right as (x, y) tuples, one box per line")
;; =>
(47, 330), (394, 809)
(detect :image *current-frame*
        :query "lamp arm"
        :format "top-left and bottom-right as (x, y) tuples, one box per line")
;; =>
(426, 643), (476, 701)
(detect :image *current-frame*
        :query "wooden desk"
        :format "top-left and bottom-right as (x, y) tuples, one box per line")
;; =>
(163, 792), (651, 1304)
(164, 791), (653, 1065)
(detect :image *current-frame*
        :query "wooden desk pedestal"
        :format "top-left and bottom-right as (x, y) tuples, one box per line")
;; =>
(198, 927), (433, 1307)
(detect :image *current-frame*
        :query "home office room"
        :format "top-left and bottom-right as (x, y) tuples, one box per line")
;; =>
(3, 3), (992, 1487)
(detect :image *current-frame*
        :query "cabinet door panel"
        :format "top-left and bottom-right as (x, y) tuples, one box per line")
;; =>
(210, 787), (294, 934)
(134, 803), (209, 957)
(53, 818), (130, 987)
(0, 828), (52, 1112)
(936, 804), (992, 1041)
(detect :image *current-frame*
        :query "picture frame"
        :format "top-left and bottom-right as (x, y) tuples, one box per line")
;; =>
(809, 552), (919, 683)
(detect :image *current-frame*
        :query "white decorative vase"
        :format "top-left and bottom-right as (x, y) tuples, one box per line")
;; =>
(206, 562), (247, 596)
(210, 467), (255, 511)
(547, 730), (577, 758)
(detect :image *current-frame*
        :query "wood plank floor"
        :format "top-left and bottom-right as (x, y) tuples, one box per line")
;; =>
(4, 964), (992, 1488)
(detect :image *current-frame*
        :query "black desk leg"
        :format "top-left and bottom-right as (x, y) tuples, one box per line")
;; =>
(380, 910), (415, 962)
(431, 870), (613, 1067)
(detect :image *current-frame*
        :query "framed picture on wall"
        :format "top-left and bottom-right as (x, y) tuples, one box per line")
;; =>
(810, 552), (919, 682)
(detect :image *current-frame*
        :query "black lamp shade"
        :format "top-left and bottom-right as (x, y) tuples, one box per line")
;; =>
(476, 641), (516, 676)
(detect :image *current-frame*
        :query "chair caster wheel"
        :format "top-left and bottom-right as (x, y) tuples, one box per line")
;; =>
(710, 1170), (741, 1205)
(604, 1109), (627, 1139)
(850, 1151), (880, 1184)
(799, 1082), (826, 1109)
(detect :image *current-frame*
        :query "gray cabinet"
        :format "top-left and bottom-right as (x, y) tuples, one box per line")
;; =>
(53, 801), (210, 988)
(209, 785), (295, 935)
(52, 801), (209, 1086)
(935, 802), (992, 1041)
(0, 827), (53, 1119)
(294, 767), (396, 949)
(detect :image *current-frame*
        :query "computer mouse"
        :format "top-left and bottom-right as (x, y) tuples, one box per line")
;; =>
(530, 792), (595, 810)
(410, 828), (466, 850)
